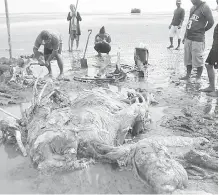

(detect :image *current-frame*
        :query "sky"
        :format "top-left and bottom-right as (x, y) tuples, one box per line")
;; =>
(0, 0), (217, 13)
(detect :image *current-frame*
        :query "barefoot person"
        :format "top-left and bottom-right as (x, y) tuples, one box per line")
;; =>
(33, 30), (64, 79)
(94, 26), (111, 56)
(180, 0), (214, 81)
(67, 4), (82, 51)
(167, 0), (185, 50)
(200, 0), (218, 97)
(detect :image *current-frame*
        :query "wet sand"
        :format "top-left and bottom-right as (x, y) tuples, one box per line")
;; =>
(0, 12), (218, 194)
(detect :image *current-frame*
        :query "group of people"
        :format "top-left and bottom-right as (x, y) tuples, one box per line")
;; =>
(32, 4), (112, 79)
(168, 0), (218, 97)
(32, 0), (218, 97)
(67, 4), (111, 55)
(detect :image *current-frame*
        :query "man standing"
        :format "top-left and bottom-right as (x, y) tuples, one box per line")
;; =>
(67, 4), (82, 51)
(180, 0), (214, 81)
(33, 30), (64, 79)
(167, 0), (185, 50)
(200, 0), (218, 97)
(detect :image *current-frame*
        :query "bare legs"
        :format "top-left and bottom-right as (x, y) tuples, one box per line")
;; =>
(180, 65), (192, 80)
(44, 53), (64, 79)
(180, 65), (203, 81)
(200, 64), (217, 97)
(167, 37), (174, 49)
(44, 54), (52, 77)
(69, 35), (80, 51)
(175, 39), (181, 50)
(76, 36), (80, 49)
(69, 34), (74, 52)
(70, 38), (74, 52)
(196, 66), (203, 80)
(56, 54), (64, 76)
(167, 38), (181, 50)
(68, 36), (71, 51)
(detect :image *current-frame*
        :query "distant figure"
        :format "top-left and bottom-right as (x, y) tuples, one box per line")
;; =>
(180, 0), (214, 81)
(167, 0), (185, 50)
(33, 30), (64, 79)
(94, 26), (111, 56)
(201, 0), (218, 97)
(67, 4), (82, 51)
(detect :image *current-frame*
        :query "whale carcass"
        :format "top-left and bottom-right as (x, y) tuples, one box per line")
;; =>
(0, 87), (212, 194)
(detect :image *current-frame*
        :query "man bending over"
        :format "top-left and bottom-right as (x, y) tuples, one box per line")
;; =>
(33, 30), (64, 79)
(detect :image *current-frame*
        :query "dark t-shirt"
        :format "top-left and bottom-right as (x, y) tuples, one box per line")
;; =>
(171, 7), (185, 26)
(186, 3), (214, 42)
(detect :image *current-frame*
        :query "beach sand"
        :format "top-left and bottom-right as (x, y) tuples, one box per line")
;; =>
(0, 12), (218, 194)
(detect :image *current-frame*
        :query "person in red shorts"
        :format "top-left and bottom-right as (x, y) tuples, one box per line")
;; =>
(33, 30), (64, 79)
(200, 0), (218, 97)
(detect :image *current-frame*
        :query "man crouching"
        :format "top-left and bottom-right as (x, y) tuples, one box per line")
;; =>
(33, 30), (64, 79)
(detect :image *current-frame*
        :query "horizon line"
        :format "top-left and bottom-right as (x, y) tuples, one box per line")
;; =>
(0, 10), (187, 14)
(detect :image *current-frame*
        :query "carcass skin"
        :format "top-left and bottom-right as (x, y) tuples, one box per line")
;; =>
(26, 88), (213, 193)
(0, 85), (212, 194)
(27, 88), (149, 170)
(1, 87), (212, 194)
(82, 135), (209, 194)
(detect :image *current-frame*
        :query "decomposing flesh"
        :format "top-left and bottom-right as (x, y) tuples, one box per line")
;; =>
(0, 87), (216, 194)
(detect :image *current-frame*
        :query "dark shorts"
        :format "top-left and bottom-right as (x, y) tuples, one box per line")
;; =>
(44, 46), (62, 61)
(206, 48), (218, 69)
(44, 47), (53, 55)
(94, 42), (111, 54)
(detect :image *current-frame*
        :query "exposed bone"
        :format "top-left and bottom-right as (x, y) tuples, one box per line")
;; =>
(0, 107), (20, 120)
(32, 69), (44, 107)
(15, 130), (27, 156)
(33, 75), (39, 101)
(37, 82), (48, 105)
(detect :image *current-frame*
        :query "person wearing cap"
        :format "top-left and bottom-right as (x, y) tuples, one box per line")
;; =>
(67, 4), (82, 51)
(94, 26), (111, 56)
(200, 0), (218, 97)
(180, 0), (214, 81)
(167, 0), (185, 50)
(33, 30), (64, 79)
